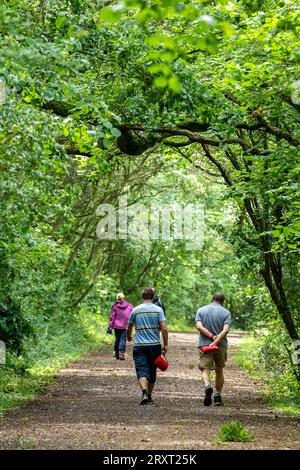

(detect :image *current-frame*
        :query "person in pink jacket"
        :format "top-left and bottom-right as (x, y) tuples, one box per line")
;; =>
(107, 293), (133, 360)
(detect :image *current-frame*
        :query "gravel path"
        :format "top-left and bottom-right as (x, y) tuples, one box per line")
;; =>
(0, 332), (299, 450)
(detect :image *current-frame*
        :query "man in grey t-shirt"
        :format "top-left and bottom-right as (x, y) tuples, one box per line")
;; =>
(195, 292), (231, 407)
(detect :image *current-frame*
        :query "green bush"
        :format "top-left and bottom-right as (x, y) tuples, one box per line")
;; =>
(0, 300), (34, 354)
(217, 421), (253, 443)
(0, 310), (113, 414)
(235, 329), (300, 416)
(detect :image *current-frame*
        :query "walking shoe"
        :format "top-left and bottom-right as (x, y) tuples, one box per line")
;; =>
(204, 386), (213, 406)
(113, 351), (119, 359)
(139, 391), (149, 405)
(147, 395), (155, 405)
(214, 394), (224, 406)
(119, 351), (125, 360)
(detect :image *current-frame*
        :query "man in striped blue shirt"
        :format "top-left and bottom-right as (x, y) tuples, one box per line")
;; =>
(127, 287), (168, 405)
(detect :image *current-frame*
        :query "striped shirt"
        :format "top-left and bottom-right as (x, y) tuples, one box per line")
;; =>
(129, 303), (165, 346)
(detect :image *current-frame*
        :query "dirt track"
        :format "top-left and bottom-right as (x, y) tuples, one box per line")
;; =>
(0, 332), (299, 450)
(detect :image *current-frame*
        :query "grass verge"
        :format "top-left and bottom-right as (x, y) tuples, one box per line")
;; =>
(0, 311), (113, 415)
(168, 324), (195, 332)
(234, 334), (300, 418)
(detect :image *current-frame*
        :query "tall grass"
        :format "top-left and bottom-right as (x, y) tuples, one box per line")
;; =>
(0, 311), (113, 414)
(234, 333), (300, 417)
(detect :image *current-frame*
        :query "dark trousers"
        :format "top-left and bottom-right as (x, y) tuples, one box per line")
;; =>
(114, 329), (127, 352)
(133, 344), (162, 384)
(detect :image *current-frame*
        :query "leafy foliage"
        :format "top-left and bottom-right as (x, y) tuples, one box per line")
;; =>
(0, 313), (113, 414)
(0, 0), (299, 407)
(235, 329), (300, 414)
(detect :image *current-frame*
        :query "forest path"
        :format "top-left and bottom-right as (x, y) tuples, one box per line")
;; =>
(0, 332), (299, 450)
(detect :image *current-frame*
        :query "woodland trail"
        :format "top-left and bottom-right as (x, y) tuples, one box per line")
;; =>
(0, 332), (299, 450)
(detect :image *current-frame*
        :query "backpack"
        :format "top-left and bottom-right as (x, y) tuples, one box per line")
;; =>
(153, 297), (166, 315)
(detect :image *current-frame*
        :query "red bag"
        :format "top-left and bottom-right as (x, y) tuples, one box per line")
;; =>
(154, 354), (169, 371)
(200, 345), (220, 353)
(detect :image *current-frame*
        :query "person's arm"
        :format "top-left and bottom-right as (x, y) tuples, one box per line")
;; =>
(195, 321), (217, 341)
(160, 321), (168, 354)
(211, 324), (230, 346)
(124, 304), (134, 328)
(109, 305), (116, 330)
(127, 322), (133, 342)
(127, 309), (135, 341)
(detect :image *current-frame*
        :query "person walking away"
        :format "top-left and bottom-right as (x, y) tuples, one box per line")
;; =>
(127, 287), (168, 405)
(195, 291), (231, 406)
(107, 293), (133, 360)
(153, 290), (166, 317)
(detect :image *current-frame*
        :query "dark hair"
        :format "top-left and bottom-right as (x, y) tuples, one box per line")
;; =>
(212, 291), (225, 304)
(142, 287), (155, 300)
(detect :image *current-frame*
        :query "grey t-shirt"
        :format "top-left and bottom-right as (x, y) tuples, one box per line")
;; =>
(195, 303), (231, 347)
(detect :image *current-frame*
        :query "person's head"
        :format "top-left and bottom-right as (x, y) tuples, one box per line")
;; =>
(212, 291), (225, 305)
(141, 287), (155, 301)
(116, 292), (125, 302)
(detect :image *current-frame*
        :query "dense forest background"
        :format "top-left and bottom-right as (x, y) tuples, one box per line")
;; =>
(0, 0), (299, 410)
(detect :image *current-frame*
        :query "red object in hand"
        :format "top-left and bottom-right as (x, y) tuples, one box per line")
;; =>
(154, 354), (169, 371)
(200, 345), (220, 353)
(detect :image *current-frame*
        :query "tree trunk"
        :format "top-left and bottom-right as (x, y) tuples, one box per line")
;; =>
(260, 252), (298, 340)
(242, 198), (299, 341)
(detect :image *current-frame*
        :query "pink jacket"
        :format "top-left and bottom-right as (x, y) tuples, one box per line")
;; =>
(109, 300), (133, 330)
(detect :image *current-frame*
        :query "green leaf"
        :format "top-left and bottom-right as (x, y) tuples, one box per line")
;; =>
(148, 63), (172, 76)
(111, 127), (121, 137)
(168, 76), (181, 93)
(103, 138), (111, 148)
(55, 15), (67, 29)
(153, 76), (168, 88)
(100, 7), (122, 23)
(103, 121), (113, 129)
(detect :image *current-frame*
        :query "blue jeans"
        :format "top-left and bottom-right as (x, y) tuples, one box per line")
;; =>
(133, 344), (162, 384)
(114, 329), (127, 352)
